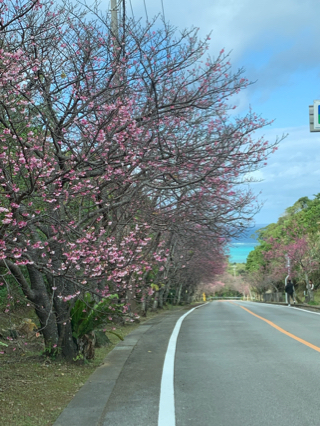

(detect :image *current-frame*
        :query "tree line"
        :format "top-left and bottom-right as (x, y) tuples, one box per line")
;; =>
(245, 195), (320, 299)
(0, 0), (278, 359)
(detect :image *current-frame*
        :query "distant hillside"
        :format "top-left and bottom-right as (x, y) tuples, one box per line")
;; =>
(231, 224), (268, 244)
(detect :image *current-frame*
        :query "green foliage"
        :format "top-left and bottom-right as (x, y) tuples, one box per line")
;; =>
(245, 194), (320, 280)
(0, 264), (31, 310)
(72, 353), (85, 362)
(227, 262), (247, 276)
(144, 267), (158, 284)
(106, 330), (124, 341)
(246, 243), (269, 272)
(70, 293), (122, 340)
(167, 289), (176, 303)
(0, 285), (7, 307)
(215, 288), (242, 297)
(284, 196), (312, 217)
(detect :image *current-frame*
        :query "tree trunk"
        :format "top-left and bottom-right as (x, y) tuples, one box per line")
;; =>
(152, 290), (159, 311)
(305, 273), (312, 302)
(163, 283), (171, 305)
(158, 287), (164, 308)
(125, 276), (137, 314)
(54, 299), (77, 360)
(140, 288), (148, 317)
(26, 265), (60, 352)
(27, 265), (77, 359)
(176, 282), (183, 305)
(126, 290), (137, 313)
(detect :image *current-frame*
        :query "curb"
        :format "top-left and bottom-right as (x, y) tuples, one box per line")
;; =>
(53, 307), (196, 426)
(53, 325), (152, 426)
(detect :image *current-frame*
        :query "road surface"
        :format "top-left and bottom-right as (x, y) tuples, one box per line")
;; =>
(55, 301), (320, 426)
(174, 301), (320, 426)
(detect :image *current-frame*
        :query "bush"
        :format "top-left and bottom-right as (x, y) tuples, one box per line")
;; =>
(70, 293), (124, 360)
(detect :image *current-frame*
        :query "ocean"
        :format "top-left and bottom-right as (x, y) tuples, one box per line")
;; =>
(227, 224), (268, 264)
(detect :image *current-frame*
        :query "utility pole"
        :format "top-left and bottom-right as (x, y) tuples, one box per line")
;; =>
(285, 255), (290, 304)
(232, 264), (236, 278)
(286, 254), (291, 276)
(110, 0), (121, 91)
(111, 0), (119, 41)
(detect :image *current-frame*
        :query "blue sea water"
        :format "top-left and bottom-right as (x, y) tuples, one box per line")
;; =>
(228, 243), (257, 264)
(227, 224), (268, 264)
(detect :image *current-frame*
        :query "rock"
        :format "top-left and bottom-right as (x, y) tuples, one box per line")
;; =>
(18, 319), (37, 337)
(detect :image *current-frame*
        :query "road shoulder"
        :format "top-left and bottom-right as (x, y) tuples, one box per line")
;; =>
(53, 306), (196, 426)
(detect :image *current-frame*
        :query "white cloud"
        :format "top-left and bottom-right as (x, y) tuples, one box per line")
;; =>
(118, 1), (320, 224)
(127, 0), (320, 122)
(245, 169), (265, 182)
(130, 0), (320, 60)
(251, 125), (320, 222)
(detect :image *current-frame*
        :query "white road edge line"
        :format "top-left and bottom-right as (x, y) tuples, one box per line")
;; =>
(240, 301), (320, 316)
(291, 307), (320, 315)
(158, 303), (209, 426)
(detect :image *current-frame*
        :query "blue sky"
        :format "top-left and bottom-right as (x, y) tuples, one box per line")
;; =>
(122, 0), (320, 224)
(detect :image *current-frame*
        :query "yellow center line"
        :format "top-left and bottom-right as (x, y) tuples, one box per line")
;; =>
(229, 302), (320, 353)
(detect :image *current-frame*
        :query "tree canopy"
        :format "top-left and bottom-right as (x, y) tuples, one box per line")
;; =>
(0, 0), (279, 358)
(245, 195), (320, 296)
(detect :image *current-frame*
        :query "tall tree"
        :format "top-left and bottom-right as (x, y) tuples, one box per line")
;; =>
(0, 0), (279, 358)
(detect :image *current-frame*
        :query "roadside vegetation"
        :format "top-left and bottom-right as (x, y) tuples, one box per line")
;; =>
(244, 195), (320, 304)
(0, 0), (278, 362)
(0, 0), (293, 424)
(0, 302), (188, 425)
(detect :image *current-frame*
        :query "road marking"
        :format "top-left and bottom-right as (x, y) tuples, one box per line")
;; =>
(291, 307), (320, 316)
(238, 304), (320, 353)
(235, 300), (320, 316)
(158, 303), (208, 426)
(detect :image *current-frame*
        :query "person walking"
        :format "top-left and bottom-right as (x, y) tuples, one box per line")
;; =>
(285, 276), (295, 306)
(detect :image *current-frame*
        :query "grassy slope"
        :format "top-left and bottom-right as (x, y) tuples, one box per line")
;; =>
(0, 306), (183, 426)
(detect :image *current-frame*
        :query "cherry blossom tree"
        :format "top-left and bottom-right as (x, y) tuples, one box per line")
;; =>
(263, 232), (320, 298)
(0, 0), (280, 358)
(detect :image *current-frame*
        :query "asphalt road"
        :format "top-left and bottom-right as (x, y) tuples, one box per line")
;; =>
(55, 302), (320, 426)
(175, 301), (320, 426)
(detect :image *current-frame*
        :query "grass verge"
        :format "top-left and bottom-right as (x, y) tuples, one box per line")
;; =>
(0, 305), (184, 426)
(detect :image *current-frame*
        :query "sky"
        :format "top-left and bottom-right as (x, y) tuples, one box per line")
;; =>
(122, 0), (320, 225)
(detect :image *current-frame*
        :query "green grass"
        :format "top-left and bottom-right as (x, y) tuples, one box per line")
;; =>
(0, 305), (183, 425)
(295, 291), (320, 306)
(0, 325), (142, 425)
